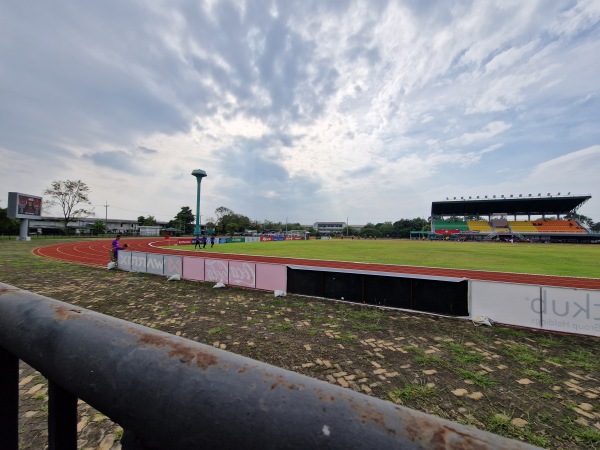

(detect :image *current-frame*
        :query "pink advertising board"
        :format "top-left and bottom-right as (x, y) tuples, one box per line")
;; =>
(256, 264), (287, 291)
(183, 257), (205, 281)
(229, 261), (256, 288)
(205, 259), (229, 283)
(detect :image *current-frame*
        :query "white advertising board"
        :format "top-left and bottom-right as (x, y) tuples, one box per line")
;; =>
(540, 287), (600, 337)
(470, 280), (541, 328)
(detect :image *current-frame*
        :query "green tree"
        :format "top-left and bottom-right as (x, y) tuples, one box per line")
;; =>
(144, 215), (157, 226)
(359, 227), (381, 238)
(174, 206), (195, 234)
(225, 222), (239, 236)
(214, 206), (250, 233)
(43, 180), (94, 234)
(91, 220), (107, 235)
(0, 207), (20, 235)
(341, 226), (357, 236)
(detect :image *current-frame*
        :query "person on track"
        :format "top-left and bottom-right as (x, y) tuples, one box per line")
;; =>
(112, 235), (128, 260)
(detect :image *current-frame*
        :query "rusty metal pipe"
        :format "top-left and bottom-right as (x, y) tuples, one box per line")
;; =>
(0, 283), (541, 449)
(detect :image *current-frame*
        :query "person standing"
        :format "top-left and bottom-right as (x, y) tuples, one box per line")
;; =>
(202, 234), (207, 248)
(210, 235), (215, 247)
(112, 235), (128, 259)
(194, 236), (201, 249)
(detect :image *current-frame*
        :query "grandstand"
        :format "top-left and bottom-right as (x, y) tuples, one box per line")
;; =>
(421, 194), (598, 243)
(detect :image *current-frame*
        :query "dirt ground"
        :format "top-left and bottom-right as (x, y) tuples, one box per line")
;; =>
(1, 240), (599, 449)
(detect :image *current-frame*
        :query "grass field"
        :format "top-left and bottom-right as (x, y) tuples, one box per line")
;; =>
(178, 239), (600, 278)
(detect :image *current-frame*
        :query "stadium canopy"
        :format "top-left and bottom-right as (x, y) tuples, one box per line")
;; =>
(431, 195), (591, 217)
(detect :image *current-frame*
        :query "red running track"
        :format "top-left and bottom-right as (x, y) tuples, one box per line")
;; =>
(32, 238), (600, 290)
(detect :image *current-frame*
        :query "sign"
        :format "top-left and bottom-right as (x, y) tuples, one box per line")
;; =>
(7, 192), (43, 219)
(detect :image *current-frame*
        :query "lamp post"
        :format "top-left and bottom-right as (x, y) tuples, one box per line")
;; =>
(191, 169), (207, 236)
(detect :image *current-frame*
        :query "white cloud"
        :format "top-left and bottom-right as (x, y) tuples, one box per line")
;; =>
(1, 0), (599, 223)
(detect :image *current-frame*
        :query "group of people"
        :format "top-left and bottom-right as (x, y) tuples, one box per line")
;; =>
(193, 234), (215, 249)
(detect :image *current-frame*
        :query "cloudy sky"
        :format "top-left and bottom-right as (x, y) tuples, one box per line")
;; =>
(1, 1), (599, 226)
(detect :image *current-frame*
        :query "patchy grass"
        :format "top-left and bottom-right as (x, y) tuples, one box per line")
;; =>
(2, 239), (599, 450)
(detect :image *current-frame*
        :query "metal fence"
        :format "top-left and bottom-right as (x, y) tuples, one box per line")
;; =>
(0, 283), (541, 449)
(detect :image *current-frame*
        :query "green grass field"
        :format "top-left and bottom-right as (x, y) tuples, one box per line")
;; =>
(180, 239), (600, 278)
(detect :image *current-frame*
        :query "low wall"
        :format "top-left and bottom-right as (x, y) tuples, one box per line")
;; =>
(117, 251), (286, 292)
(117, 251), (599, 337)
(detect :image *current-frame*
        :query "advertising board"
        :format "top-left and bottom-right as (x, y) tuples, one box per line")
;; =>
(7, 192), (43, 219)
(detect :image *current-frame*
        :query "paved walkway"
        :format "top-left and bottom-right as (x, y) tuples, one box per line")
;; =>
(18, 362), (122, 450)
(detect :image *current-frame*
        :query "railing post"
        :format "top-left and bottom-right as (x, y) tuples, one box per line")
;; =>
(0, 346), (19, 450)
(48, 380), (77, 450)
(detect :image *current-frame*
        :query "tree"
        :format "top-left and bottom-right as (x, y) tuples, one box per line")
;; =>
(173, 206), (195, 234)
(138, 215), (157, 226)
(0, 207), (20, 235)
(44, 180), (94, 233)
(225, 222), (239, 236)
(214, 206), (250, 233)
(341, 226), (356, 236)
(91, 220), (107, 235)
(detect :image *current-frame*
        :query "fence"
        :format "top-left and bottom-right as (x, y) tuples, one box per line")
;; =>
(0, 283), (540, 449)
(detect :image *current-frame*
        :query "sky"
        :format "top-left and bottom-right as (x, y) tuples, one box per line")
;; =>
(1, 1), (599, 226)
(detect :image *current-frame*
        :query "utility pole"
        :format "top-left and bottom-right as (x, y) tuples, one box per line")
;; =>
(104, 202), (109, 223)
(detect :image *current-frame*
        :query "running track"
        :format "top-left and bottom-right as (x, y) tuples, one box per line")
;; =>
(32, 238), (600, 290)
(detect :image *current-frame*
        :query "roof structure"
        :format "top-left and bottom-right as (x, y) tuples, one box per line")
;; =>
(431, 195), (591, 217)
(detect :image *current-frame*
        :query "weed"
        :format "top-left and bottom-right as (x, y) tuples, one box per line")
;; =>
(495, 327), (526, 337)
(335, 330), (357, 343)
(351, 322), (384, 331)
(345, 308), (384, 321)
(563, 417), (600, 447)
(269, 322), (293, 332)
(506, 344), (539, 365)
(538, 337), (561, 347)
(207, 327), (227, 335)
(537, 412), (552, 422)
(388, 382), (437, 405)
(455, 369), (497, 387)
(414, 355), (443, 366)
(453, 353), (484, 364)
(521, 369), (556, 384)
(404, 346), (425, 356)
(485, 413), (550, 448)
(565, 350), (596, 371)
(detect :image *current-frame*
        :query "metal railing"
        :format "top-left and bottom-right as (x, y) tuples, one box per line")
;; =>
(0, 283), (541, 449)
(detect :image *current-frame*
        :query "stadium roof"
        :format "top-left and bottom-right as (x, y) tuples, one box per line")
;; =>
(431, 195), (591, 217)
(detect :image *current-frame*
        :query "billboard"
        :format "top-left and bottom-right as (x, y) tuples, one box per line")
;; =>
(7, 192), (43, 219)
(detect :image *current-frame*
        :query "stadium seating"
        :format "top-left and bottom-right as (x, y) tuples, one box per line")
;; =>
(467, 220), (491, 232)
(433, 220), (469, 231)
(531, 220), (587, 234)
(508, 221), (538, 233)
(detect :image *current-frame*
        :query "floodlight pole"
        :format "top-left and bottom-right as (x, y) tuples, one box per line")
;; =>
(191, 170), (207, 236)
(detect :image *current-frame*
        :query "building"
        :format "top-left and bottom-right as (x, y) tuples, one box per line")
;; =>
(27, 216), (167, 235)
(313, 221), (347, 234)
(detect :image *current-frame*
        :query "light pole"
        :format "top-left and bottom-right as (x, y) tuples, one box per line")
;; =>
(191, 169), (207, 236)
